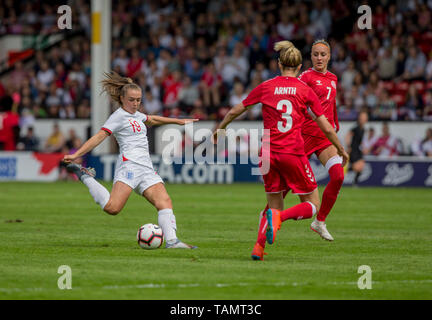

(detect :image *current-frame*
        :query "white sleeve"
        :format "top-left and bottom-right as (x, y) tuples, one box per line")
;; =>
(101, 112), (120, 135)
(138, 112), (148, 123)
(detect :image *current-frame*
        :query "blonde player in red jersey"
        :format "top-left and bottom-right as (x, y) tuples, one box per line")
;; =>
(213, 41), (349, 260)
(299, 40), (343, 241)
(257, 40), (343, 243)
(63, 72), (197, 249)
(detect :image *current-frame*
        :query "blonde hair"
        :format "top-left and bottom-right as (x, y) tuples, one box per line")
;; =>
(101, 71), (141, 105)
(274, 40), (302, 69)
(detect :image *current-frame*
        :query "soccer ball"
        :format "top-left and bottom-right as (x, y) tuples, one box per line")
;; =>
(137, 224), (164, 249)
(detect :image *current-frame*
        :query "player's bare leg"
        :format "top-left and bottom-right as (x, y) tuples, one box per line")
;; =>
(103, 181), (133, 215)
(142, 183), (197, 249)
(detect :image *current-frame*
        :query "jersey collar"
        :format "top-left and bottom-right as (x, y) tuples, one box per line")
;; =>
(311, 67), (328, 75)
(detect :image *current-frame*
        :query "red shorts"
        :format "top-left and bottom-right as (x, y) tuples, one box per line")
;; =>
(261, 153), (317, 195)
(303, 133), (333, 158)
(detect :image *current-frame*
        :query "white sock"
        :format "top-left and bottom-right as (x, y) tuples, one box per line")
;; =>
(82, 177), (110, 210)
(158, 208), (177, 242)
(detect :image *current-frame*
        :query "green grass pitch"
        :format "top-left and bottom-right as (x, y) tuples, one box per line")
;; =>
(0, 182), (431, 299)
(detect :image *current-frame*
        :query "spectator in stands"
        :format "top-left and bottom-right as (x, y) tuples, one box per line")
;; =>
(189, 99), (208, 121)
(36, 60), (55, 91)
(404, 84), (424, 119)
(143, 88), (162, 115)
(199, 62), (222, 108)
(112, 48), (129, 75)
(2, 0), (432, 127)
(126, 48), (144, 78)
(378, 47), (397, 80)
(338, 97), (358, 121)
(403, 47), (427, 80)
(371, 122), (401, 157)
(0, 95), (20, 151)
(423, 90), (432, 121)
(178, 76), (200, 113)
(341, 60), (357, 91)
(44, 123), (65, 153)
(250, 61), (270, 82)
(76, 99), (91, 119)
(10, 61), (28, 90)
(421, 128), (432, 157)
(372, 89), (396, 121)
(426, 56), (432, 81)
(18, 98), (35, 130)
(362, 127), (378, 155)
(17, 126), (39, 151)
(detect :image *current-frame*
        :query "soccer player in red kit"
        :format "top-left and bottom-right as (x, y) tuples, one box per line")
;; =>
(298, 40), (343, 241)
(258, 40), (344, 242)
(213, 41), (348, 260)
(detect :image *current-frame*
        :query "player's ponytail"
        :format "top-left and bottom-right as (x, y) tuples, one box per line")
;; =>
(274, 41), (302, 69)
(101, 71), (141, 105)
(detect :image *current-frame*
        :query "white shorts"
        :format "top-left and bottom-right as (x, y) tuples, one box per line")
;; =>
(113, 159), (164, 195)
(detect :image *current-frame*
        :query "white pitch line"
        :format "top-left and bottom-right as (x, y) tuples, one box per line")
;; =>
(1, 279), (431, 293)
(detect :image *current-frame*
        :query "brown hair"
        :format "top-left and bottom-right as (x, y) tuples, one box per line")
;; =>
(274, 40), (302, 69)
(101, 71), (141, 105)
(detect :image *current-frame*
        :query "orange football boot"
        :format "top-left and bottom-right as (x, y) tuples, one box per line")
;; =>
(251, 243), (267, 261)
(266, 208), (281, 244)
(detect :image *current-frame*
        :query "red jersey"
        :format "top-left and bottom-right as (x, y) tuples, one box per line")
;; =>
(0, 111), (20, 151)
(242, 76), (324, 155)
(298, 68), (339, 137)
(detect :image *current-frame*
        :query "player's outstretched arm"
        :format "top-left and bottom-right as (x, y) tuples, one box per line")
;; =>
(212, 103), (247, 142)
(63, 130), (109, 163)
(145, 115), (199, 126)
(315, 115), (349, 166)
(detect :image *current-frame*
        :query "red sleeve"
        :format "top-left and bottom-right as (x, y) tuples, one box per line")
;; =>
(242, 83), (263, 107)
(305, 87), (324, 119)
(298, 70), (310, 85)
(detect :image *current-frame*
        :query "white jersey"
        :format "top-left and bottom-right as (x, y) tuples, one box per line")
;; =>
(102, 107), (153, 168)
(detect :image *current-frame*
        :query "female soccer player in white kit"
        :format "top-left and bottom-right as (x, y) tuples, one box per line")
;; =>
(63, 72), (197, 249)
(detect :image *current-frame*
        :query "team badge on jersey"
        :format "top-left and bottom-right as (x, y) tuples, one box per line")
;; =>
(331, 80), (336, 89)
(126, 171), (134, 180)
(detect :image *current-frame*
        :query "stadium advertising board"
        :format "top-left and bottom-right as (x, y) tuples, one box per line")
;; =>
(1, 152), (431, 186)
(85, 154), (432, 187)
(0, 152), (63, 181)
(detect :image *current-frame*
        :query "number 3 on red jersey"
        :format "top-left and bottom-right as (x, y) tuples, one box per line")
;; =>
(277, 99), (293, 133)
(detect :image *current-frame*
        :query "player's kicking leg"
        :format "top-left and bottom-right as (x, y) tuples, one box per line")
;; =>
(142, 183), (197, 249)
(67, 163), (111, 210)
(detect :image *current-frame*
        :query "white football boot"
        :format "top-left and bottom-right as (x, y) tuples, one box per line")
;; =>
(310, 218), (334, 241)
(166, 239), (197, 249)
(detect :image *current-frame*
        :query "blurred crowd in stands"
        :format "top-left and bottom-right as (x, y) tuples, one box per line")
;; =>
(1, 0), (432, 157)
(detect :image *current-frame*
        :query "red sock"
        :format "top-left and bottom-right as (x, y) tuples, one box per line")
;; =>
(280, 202), (315, 221)
(317, 163), (344, 222)
(256, 210), (268, 248)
